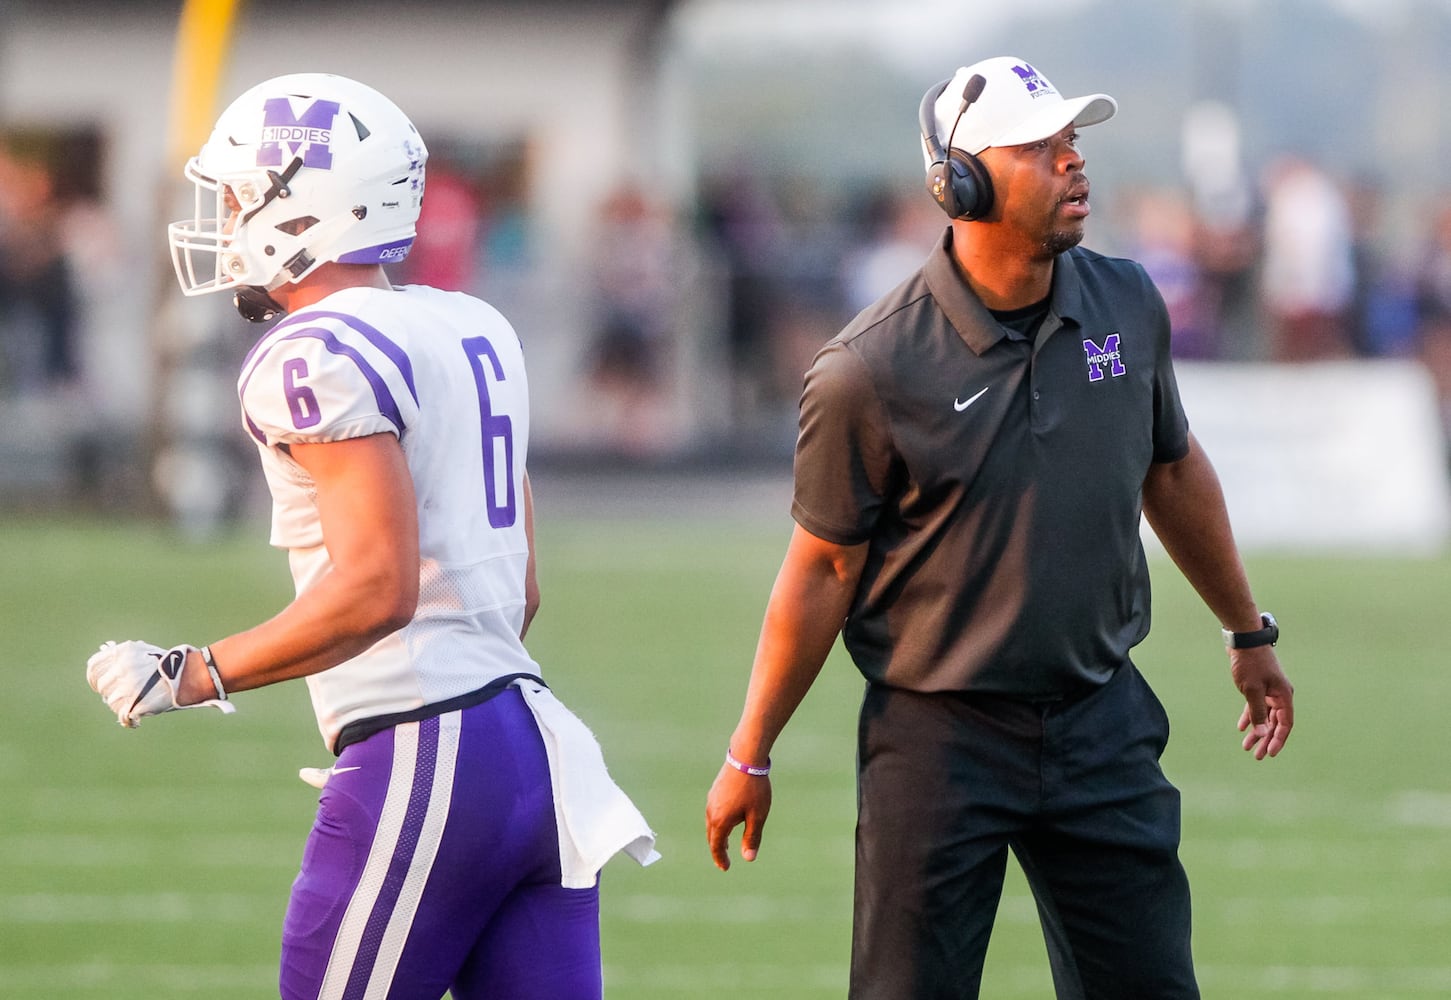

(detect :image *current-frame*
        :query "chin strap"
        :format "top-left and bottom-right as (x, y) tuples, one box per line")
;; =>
(234, 285), (286, 323)
(231, 155), (306, 321)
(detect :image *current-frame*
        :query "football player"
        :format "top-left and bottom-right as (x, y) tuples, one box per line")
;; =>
(86, 73), (658, 999)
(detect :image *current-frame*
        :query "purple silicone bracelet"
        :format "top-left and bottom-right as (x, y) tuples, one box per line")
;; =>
(725, 748), (771, 777)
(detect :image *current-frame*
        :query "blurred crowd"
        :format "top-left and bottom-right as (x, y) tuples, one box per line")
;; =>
(0, 129), (130, 508)
(0, 131), (90, 399)
(8, 127), (1451, 506)
(568, 153), (1451, 458)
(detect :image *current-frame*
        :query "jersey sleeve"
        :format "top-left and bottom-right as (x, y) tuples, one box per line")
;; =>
(790, 339), (898, 545)
(238, 317), (421, 448)
(1139, 264), (1191, 463)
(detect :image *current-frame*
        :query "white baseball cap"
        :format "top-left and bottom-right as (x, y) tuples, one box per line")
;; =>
(928, 56), (1117, 157)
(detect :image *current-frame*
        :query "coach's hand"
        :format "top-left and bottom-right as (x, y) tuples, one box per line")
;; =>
(706, 764), (772, 871)
(1231, 646), (1294, 760)
(86, 640), (236, 728)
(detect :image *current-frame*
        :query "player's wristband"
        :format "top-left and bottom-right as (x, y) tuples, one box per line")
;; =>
(725, 748), (771, 777)
(200, 645), (228, 701)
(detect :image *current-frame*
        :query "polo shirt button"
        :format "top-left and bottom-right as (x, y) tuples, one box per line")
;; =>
(1033, 390), (1041, 400)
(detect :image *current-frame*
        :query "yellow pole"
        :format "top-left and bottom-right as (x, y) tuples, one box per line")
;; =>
(147, 0), (243, 527)
(167, 0), (244, 163)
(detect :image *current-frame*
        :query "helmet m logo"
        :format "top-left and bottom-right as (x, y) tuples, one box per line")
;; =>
(1082, 333), (1126, 382)
(258, 98), (341, 170)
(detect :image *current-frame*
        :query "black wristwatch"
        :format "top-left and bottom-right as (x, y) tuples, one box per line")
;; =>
(1222, 612), (1278, 649)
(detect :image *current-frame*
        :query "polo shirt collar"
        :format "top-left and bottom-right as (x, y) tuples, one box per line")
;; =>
(924, 227), (1087, 356)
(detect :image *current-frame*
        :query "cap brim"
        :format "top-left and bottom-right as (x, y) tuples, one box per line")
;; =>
(980, 94), (1117, 151)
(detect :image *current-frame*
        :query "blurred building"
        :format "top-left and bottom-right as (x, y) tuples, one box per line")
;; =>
(5, 0), (1451, 538)
(0, 0), (713, 519)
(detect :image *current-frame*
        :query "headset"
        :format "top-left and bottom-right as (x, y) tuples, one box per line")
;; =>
(919, 73), (993, 220)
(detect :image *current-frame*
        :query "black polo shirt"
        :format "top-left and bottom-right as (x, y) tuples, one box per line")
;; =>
(792, 228), (1190, 698)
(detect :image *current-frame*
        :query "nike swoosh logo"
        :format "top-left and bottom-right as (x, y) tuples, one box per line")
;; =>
(954, 386), (989, 411)
(331, 766), (362, 776)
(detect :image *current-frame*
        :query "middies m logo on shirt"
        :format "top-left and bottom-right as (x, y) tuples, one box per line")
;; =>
(1082, 333), (1126, 382)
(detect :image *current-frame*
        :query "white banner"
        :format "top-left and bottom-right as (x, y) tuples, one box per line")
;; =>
(1148, 360), (1451, 555)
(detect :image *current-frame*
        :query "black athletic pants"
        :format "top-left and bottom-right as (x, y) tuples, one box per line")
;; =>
(850, 664), (1200, 1000)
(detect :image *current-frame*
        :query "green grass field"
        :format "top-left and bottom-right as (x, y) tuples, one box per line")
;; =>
(3, 495), (1450, 998)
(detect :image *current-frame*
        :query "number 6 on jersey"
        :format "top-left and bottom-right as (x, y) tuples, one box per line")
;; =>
(462, 335), (516, 528)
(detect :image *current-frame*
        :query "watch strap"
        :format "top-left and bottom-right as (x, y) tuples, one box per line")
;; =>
(1222, 612), (1278, 649)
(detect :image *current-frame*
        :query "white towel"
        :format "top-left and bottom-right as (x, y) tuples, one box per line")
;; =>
(515, 679), (661, 888)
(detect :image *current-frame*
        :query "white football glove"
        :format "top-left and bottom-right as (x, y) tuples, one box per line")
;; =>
(85, 640), (237, 728)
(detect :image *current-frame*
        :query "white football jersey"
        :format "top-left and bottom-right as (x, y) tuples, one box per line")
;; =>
(237, 284), (539, 751)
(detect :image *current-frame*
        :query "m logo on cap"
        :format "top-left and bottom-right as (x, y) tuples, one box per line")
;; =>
(258, 97), (341, 170)
(1011, 63), (1056, 98)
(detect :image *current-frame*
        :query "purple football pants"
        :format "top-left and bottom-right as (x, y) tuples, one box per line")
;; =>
(279, 688), (602, 1000)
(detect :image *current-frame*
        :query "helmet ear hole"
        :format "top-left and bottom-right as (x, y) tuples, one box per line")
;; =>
(276, 215), (319, 236)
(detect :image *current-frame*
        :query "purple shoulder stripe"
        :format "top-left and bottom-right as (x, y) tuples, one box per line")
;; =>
(272, 310), (419, 405)
(237, 307), (420, 444)
(244, 411), (268, 445)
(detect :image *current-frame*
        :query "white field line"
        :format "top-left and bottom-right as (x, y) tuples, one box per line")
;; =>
(8, 960), (1450, 996)
(1388, 790), (1451, 828)
(0, 963), (277, 992)
(1198, 963), (1451, 994)
(0, 833), (300, 869)
(600, 961), (846, 992)
(1180, 784), (1451, 829)
(606, 891), (1040, 925)
(1209, 894), (1451, 926)
(609, 887), (1451, 928)
(592, 957), (1451, 992)
(606, 886), (1451, 940)
(0, 891), (277, 924)
(1189, 835), (1451, 872)
(596, 962), (1451, 995)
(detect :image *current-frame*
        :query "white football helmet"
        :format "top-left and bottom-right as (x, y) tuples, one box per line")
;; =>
(169, 73), (428, 300)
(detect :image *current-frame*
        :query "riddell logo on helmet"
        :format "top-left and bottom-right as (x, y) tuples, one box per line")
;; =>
(1011, 64), (1056, 99)
(258, 97), (341, 169)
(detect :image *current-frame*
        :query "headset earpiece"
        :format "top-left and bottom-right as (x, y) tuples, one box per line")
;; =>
(939, 149), (993, 221)
(919, 75), (995, 221)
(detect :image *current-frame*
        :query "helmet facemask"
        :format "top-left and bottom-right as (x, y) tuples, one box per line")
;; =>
(169, 155), (314, 294)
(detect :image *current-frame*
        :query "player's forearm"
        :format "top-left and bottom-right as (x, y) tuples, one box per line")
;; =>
(184, 431), (422, 698)
(182, 566), (416, 700)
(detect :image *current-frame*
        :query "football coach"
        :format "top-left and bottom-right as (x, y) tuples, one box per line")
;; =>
(706, 55), (1295, 999)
